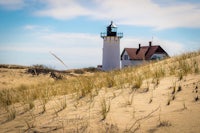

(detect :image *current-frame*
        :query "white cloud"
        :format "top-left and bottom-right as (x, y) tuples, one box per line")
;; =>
(153, 39), (185, 56)
(1, 0), (200, 29)
(23, 24), (50, 32)
(24, 25), (38, 30)
(0, 0), (24, 10)
(33, 0), (200, 29)
(0, 45), (49, 53)
(35, 0), (91, 20)
(92, 0), (200, 29)
(0, 32), (102, 54)
(40, 32), (101, 46)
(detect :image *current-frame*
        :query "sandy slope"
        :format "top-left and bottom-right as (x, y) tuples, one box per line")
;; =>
(0, 66), (200, 133)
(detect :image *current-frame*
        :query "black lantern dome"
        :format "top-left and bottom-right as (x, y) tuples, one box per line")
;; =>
(101, 21), (123, 38)
(107, 21), (117, 36)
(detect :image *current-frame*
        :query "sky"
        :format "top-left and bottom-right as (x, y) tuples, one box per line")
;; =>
(0, 0), (200, 70)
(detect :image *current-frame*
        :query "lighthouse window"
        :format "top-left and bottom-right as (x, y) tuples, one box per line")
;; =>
(111, 27), (117, 32)
(124, 55), (129, 60)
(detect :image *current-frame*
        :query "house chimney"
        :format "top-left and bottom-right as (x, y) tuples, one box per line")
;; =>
(137, 44), (141, 54)
(149, 41), (152, 47)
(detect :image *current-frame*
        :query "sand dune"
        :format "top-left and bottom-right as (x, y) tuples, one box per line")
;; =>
(0, 52), (200, 133)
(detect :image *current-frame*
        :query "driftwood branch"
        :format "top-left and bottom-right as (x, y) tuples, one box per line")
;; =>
(126, 106), (160, 132)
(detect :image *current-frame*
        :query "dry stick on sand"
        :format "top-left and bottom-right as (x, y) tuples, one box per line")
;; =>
(126, 106), (160, 132)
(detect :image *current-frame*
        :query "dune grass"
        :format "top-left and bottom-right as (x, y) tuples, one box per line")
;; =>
(0, 50), (200, 123)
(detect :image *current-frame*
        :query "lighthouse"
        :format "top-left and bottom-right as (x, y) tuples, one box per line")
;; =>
(101, 21), (123, 71)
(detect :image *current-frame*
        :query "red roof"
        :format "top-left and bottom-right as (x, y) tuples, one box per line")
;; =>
(121, 45), (169, 60)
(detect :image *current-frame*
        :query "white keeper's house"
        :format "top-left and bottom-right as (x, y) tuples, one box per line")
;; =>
(121, 41), (169, 68)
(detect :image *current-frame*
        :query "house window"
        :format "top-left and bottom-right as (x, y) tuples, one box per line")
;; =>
(151, 55), (161, 60)
(151, 55), (157, 60)
(124, 55), (129, 60)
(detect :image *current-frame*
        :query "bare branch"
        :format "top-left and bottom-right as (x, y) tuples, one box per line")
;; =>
(127, 106), (160, 132)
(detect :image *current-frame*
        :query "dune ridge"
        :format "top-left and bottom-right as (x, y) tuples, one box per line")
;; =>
(0, 50), (200, 132)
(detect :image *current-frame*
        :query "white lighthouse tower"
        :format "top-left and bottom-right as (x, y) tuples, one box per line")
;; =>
(101, 21), (123, 71)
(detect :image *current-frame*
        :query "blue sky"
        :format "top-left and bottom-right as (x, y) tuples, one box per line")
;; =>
(0, 0), (200, 70)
